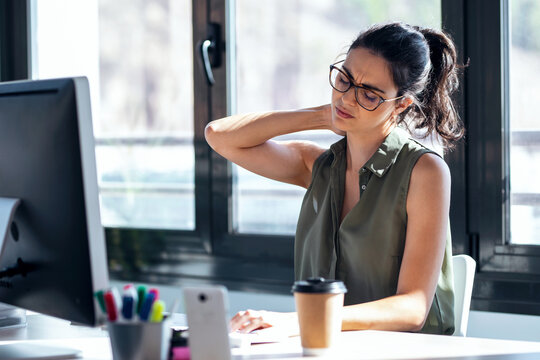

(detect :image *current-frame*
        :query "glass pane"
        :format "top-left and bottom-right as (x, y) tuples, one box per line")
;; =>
(508, 0), (540, 244)
(32, 0), (194, 230)
(233, 0), (441, 235)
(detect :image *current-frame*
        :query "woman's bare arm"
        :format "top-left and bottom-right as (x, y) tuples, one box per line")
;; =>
(341, 153), (451, 331)
(205, 105), (335, 188)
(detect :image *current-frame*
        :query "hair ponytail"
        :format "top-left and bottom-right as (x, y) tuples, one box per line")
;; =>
(350, 23), (465, 150)
(416, 27), (464, 148)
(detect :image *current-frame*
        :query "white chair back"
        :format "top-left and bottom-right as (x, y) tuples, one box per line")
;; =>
(452, 254), (476, 336)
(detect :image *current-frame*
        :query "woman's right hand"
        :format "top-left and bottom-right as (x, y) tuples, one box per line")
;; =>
(205, 107), (329, 189)
(320, 104), (346, 136)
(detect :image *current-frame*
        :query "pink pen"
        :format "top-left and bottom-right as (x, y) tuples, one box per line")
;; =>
(148, 288), (159, 300)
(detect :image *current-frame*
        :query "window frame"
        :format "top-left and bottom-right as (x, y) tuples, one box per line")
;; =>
(460, 0), (540, 315)
(103, 0), (294, 293)
(5, 0), (540, 315)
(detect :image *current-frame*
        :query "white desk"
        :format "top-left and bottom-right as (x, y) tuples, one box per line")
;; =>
(2, 313), (540, 359)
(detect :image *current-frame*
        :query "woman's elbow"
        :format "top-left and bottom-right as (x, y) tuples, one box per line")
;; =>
(410, 316), (427, 332)
(395, 291), (431, 332)
(409, 306), (429, 332)
(398, 295), (430, 332)
(204, 121), (220, 151)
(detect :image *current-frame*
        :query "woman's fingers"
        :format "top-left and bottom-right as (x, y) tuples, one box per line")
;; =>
(239, 313), (265, 333)
(229, 310), (248, 332)
(229, 309), (267, 333)
(229, 310), (300, 336)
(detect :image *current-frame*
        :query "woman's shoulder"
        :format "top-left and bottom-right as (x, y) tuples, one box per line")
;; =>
(392, 131), (450, 184)
(401, 134), (449, 178)
(407, 152), (451, 199)
(413, 152), (449, 178)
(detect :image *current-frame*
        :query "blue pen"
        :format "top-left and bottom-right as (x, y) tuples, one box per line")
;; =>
(121, 295), (134, 320)
(139, 292), (156, 321)
(121, 285), (137, 320)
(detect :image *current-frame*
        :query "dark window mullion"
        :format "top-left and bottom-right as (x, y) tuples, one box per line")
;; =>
(501, 0), (511, 246)
(442, 0), (469, 256)
(193, 0), (214, 253)
(465, 0), (504, 272)
(0, 0), (29, 81)
(206, 0), (231, 255)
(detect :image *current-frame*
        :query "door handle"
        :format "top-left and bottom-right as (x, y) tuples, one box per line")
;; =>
(199, 23), (222, 86)
(200, 40), (215, 85)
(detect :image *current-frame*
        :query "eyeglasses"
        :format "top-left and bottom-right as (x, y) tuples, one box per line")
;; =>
(329, 60), (403, 111)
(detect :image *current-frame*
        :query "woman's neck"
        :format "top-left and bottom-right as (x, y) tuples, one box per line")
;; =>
(346, 123), (396, 172)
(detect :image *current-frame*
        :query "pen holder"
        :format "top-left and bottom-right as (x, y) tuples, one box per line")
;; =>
(107, 320), (171, 360)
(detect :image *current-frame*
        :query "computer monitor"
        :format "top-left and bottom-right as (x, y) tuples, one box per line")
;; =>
(0, 77), (109, 327)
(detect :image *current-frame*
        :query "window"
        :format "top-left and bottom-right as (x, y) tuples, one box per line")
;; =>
(4, 0), (540, 315)
(31, 0), (195, 230)
(508, 0), (540, 245)
(232, 0), (441, 235)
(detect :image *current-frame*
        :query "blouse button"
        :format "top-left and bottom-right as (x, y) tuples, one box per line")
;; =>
(361, 184), (367, 190)
(361, 168), (367, 173)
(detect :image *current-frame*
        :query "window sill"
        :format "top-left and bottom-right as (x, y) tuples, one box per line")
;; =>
(108, 252), (295, 295)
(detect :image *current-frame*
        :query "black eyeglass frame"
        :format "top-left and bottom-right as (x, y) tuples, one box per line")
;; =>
(329, 60), (404, 111)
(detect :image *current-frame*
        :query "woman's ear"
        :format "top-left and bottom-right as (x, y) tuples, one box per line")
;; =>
(392, 97), (414, 117)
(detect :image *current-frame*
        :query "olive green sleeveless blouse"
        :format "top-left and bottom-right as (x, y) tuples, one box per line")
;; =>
(294, 126), (455, 335)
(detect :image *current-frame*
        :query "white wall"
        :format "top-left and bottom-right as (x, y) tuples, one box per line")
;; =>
(468, 311), (540, 342)
(111, 280), (540, 342)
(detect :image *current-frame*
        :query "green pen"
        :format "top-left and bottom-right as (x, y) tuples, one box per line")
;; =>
(137, 285), (147, 315)
(94, 290), (107, 314)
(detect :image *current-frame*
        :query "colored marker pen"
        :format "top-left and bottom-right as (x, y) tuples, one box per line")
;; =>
(148, 288), (159, 300)
(94, 290), (107, 314)
(121, 295), (134, 321)
(150, 300), (165, 322)
(111, 287), (122, 313)
(123, 284), (138, 303)
(121, 285), (137, 320)
(104, 291), (118, 322)
(139, 292), (156, 321)
(137, 285), (147, 315)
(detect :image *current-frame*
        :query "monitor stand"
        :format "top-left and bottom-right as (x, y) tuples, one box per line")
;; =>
(0, 343), (81, 359)
(1, 198), (80, 358)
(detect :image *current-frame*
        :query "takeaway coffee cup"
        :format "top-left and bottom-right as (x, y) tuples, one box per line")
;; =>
(292, 277), (347, 356)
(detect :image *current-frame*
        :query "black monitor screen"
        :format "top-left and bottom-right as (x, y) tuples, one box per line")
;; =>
(0, 77), (108, 326)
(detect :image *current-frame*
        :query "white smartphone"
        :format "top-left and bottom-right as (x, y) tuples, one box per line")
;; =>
(183, 285), (231, 360)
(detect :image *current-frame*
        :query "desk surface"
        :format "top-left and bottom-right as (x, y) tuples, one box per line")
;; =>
(1, 314), (540, 359)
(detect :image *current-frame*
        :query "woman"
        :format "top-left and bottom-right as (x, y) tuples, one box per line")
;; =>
(205, 22), (464, 335)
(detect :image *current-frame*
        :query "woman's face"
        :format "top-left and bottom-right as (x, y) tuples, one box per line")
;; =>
(331, 47), (406, 135)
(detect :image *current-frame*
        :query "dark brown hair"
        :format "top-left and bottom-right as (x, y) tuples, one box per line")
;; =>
(350, 22), (464, 149)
